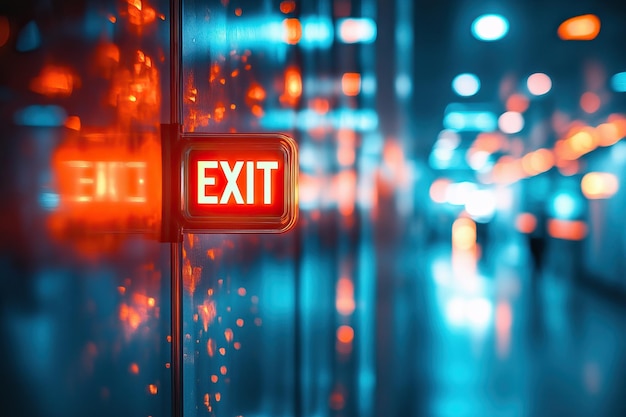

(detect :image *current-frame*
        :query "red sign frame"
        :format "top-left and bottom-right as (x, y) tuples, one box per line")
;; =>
(178, 133), (298, 233)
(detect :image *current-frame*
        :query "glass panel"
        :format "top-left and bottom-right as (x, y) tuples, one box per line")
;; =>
(0, 1), (172, 416)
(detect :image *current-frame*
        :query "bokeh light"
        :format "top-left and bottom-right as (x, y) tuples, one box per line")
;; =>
(452, 73), (481, 97)
(471, 14), (509, 41)
(527, 73), (552, 96)
(498, 111), (524, 134)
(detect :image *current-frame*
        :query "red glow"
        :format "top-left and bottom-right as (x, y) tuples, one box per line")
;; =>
(49, 133), (161, 235)
(280, 0), (296, 14)
(548, 219), (587, 240)
(30, 65), (78, 97)
(182, 135), (298, 233)
(0, 16), (9, 48)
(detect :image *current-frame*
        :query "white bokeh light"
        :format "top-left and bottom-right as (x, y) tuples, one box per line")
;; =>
(498, 111), (524, 134)
(452, 73), (481, 97)
(472, 14), (509, 41)
(527, 73), (552, 95)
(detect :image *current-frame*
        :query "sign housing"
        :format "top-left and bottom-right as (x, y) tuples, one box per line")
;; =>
(179, 133), (298, 233)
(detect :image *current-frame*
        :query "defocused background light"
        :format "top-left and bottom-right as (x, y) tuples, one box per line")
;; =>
(558, 14), (601, 41)
(0, 16), (9, 48)
(581, 172), (619, 199)
(580, 91), (601, 113)
(342, 72), (361, 96)
(498, 111), (524, 134)
(471, 14), (509, 41)
(610, 72), (626, 92)
(505, 93), (530, 112)
(465, 189), (496, 222)
(395, 74), (412, 98)
(16, 20), (40, 52)
(444, 110), (497, 132)
(337, 18), (377, 44)
(452, 73), (481, 97)
(527, 73), (552, 96)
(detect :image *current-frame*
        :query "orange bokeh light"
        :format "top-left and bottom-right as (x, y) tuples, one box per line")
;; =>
(515, 212), (537, 234)
(558, 14), (601, 41)
(547, 219), (587, 241)
(337, 325), (354, 344)
(580, 92), (601, 113)
(336, 277), (355, 316)
(341, 72), (361, 96)
(581, 172), (619, 199)
(30, 65), (78, 97)
(280, 0), (296, 14)
(452, 217), (476, 251)
(283, 18), (302, 44)
(505, 93), (529, 113)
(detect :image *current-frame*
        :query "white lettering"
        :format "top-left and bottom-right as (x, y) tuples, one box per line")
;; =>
(246, 161), (254, 204)
(198, 161), (218, 204)
(256, 161), (278, 204)
(219, 161), (244, 204)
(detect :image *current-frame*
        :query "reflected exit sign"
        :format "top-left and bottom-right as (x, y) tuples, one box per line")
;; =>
(179, 134), (298, 233)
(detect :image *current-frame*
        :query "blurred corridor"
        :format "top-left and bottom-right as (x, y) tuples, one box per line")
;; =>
(2, 0), (626, 416)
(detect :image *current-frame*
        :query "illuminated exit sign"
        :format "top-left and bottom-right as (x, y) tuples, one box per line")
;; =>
(179, 134), (298, 233)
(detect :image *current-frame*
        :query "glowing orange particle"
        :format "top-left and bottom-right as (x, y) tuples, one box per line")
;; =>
(234, 342), (241, 350)
(280, 0), (296, 14)
(148, 384), (158, 395)
(211, 375), (218, 383)
(215, 393), (221, 402)
(237, 287), (246, 296)
(108, 15), (117, 24)
(207, 338), (216, 357)
(219, 347), (226, 356)
(337, 325), (354, 343)
(220, 366), (227, 375)
(247, 83), (266, 101)
(224, 328), (234, 343)
(236, 319), (244, 327)
(235, 8), (242, 16)
(129, 363), (139, 374)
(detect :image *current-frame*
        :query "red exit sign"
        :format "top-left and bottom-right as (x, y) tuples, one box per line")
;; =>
(180, 134), (298, 233)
